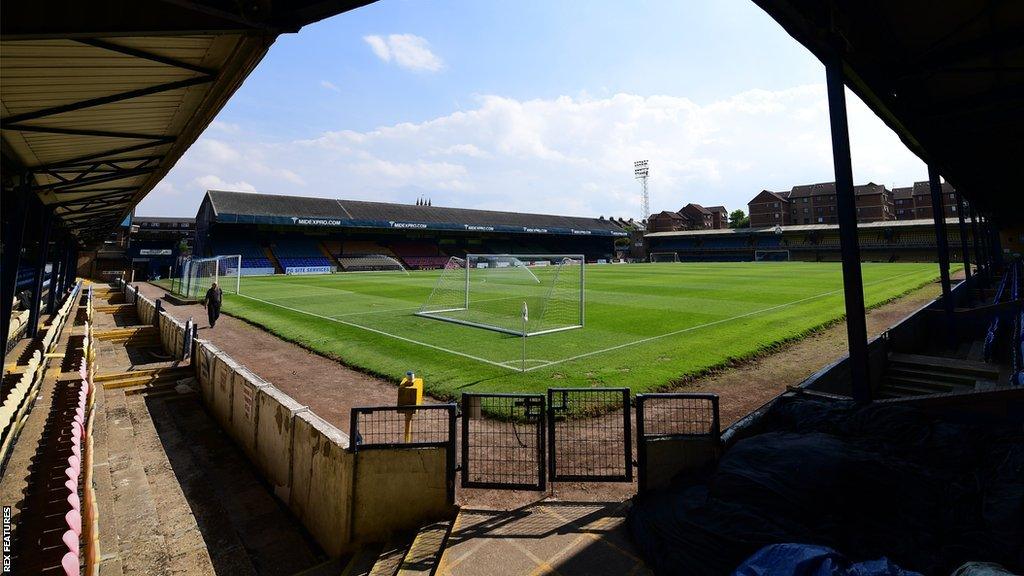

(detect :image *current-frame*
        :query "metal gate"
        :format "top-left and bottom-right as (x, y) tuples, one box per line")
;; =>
(461, 393), (546, 490)
(547, 388), (632, 482)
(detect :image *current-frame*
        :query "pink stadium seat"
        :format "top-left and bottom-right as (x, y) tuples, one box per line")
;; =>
(65, 466), (79, 483)
(65, 478), (77, 494)
(71, 442), (80, 459)
(68, 492), (80, 512)
(62, 530), (80, 556)
(67, 456), (80, 475)
(65, 509), (82, 535)
(61, 551), (80, 576)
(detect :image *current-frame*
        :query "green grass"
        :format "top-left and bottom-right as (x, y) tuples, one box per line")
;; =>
(209, 262), (950, 399)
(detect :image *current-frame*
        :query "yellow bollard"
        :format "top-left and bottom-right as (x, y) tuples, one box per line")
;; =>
(397, 371), (423, 443)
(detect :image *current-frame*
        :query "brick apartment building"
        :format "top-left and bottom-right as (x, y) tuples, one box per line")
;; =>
(749, 181), (896, 228)
(646, 203), (731, 233)
(748, 190), (793, 228)
(911, 180), (960, 220)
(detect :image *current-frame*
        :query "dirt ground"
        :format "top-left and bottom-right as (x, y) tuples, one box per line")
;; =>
(136, 276), (950, 509)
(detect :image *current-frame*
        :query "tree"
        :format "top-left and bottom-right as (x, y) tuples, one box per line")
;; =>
(729, 209), (750, 228)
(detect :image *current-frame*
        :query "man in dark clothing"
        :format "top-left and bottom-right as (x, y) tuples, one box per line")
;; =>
(203, 282), (223, 328)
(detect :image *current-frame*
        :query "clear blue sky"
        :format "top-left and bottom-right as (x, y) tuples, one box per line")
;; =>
(140, 0), (927, 218)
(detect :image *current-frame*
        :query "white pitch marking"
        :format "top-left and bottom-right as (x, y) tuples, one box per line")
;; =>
(234, 293), (519, 371)
(523, 269), (924, 372)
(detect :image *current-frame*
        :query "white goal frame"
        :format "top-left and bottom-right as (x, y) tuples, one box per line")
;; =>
(754, 250), (791, 262)
(336, 254), (409, 274)
(649, 251), (680, 263)
(177, 255), (241, 299)
(416, 253), (585, 337)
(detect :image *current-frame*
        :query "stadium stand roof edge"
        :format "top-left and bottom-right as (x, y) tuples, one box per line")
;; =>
(202, 189), (629, 235)
(645, 217), (961, 237)
(752, 0), (1024, 221)
(1, 0), (375, 248)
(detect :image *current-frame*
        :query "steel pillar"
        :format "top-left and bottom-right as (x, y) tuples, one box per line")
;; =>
(28, 206), (53, 337)
(1, 181), (30, 359)
(955, 192), (971, 286)
(46, 236), (63, 314)
(825, 54), (871, 403)
(969, 207), (985, 283)
(928, 166), (956, 348)
(63, 244), (77, 292)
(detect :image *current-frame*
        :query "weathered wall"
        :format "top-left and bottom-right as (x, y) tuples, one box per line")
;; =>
(350, 447), (453, 543)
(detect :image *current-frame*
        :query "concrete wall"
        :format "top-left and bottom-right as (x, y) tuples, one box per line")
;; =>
(254, 383), (306, 501)
(290, 411), (353, 557)
(130, 280), (458, 557)
(351, 447), (453, 543)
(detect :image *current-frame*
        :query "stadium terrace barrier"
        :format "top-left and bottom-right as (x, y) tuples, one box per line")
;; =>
(111, 276), (458, 557)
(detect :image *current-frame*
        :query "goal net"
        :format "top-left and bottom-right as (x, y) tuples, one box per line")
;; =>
(649, 252), (680, 263)
(337, 254), (409, 274)
(175, 255), (241, 299)
(754, 250), (790, 262)
(417, 254), (584, 336)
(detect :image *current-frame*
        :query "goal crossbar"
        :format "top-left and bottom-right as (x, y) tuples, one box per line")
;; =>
(415, 254), (585, 337)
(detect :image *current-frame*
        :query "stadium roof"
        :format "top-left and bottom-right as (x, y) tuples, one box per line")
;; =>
(645, 217), (962, 238)
(753, 0), (1024, 221)
(203, 190), (629, 237)
(1, 0), (373, 247)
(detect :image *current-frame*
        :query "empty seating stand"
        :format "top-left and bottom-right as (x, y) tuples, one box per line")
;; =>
(390, 241), (448, 269)
(212, 238), (274, 274)
(272, 237), (334, 270)
(2, 281), (97, 575)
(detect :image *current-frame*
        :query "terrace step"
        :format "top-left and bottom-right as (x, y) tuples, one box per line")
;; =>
(884, 367), (976, 387)
(370, 534), (415, 576)
(398, 519), (454, 576)
(336, 544), (385, 576)
(888, 352), (1000, 379)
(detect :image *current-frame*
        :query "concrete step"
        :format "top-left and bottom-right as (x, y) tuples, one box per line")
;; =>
(370, 535), (414, 576)
(885, 366), (977, 386)
(888, 352), (1000, 379)
(885, 375), (960, 393)
(342, 545), (386, 576)
(95, 366), (192, 383)
(397, 519), (454, 576)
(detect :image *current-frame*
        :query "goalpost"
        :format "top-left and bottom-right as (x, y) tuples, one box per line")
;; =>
(754, 250), (791, 262)
(416, 254), (584, 336)
(649, 252), (680, 263)
(176, 255), (241, 299)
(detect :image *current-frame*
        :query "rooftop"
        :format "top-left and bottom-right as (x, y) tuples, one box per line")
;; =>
(204, 190), (628, 236)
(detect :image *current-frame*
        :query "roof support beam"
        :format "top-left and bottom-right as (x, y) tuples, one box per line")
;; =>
(76, 38), (217, 75)
(825, 53), (871, 403)
(4, 124), (176, 142)
(34, 141), (170, 171)
(4, 75), (215, 124)
(52, 191), (136, 208)
(32, 166), (156, 192)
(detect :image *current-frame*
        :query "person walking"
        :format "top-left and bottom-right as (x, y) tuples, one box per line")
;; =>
(203, 282), (223, 328)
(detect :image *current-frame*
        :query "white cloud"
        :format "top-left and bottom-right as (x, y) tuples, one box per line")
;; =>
(139, 86), (926, 219)
(363, 34), (443, 72)
(192, 174), (256, 192)
(320, 80), (341, 93)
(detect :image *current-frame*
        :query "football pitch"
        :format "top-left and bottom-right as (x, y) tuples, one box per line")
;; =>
(215, 262), (949, 398)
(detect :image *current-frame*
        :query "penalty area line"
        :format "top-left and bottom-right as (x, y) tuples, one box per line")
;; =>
(526, 269), (923, 372)
(234, 293), (519, 372)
